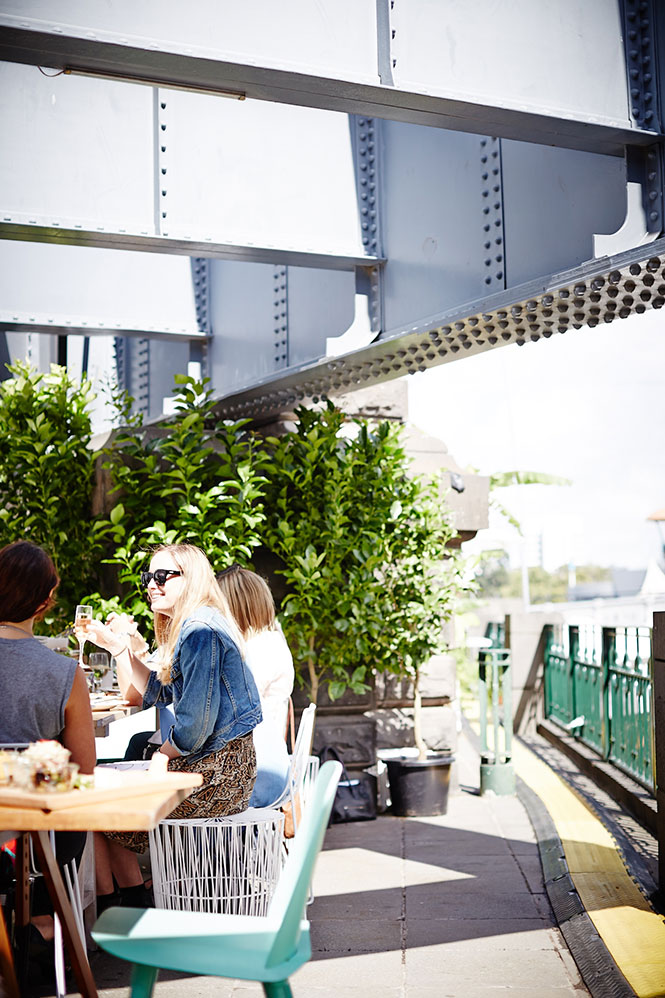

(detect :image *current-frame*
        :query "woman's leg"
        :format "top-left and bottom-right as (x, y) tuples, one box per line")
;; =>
(95, 832), (149, 911)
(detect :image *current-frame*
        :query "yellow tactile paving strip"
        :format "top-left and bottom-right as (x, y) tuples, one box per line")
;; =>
(514, 738), (665, 998)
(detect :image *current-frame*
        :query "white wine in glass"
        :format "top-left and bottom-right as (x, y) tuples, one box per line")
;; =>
(89, 651), (111, 692)
(74, 604), (93, 668)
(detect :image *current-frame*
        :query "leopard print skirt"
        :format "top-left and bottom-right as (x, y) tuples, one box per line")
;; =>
(105, 732), (256, 853)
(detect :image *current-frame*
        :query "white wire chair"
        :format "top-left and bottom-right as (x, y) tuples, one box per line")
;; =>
(149, 808), (285, 915)
(148, 704), (318, 916)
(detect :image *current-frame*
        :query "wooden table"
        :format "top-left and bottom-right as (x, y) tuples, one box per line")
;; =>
(0, 770), (202, 998)
(91, 700), (142, 738)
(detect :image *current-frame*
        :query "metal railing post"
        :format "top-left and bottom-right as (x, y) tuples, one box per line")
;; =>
(652, 612), (665, 896)
(601, 626), (613, 760)
(478, 648), (515, 796)
(569, 624), (579, 725)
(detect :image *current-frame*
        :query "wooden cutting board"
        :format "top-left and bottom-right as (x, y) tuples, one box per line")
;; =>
(0, 767), (202, 811)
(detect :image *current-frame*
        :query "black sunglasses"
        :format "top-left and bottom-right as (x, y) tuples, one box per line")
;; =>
(140, 569), (182, 589)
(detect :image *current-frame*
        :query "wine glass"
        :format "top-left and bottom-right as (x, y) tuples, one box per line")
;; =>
(74, 604), (93, 668)
(89, 651), (111, 692)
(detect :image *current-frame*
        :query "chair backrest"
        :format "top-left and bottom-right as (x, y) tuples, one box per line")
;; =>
(285, 703), (316, 831)
(293, 703), (316, 759)
(265, 759), (341, 967)
(263, 702), (317, 813)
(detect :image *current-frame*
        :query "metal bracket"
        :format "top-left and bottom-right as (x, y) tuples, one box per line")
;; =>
(621, 0), (660, 131)
(154, 89), (169, 237)
(191, 256), (211, 377)
(352, 115), (384, 338)
(273, 267), (288, 369)
(480, 137), (506, 293)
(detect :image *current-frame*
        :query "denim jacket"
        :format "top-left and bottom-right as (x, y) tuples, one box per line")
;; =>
(143, 605), (262, 763)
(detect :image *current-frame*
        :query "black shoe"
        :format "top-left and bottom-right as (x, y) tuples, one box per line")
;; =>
(96, 889), (122, 914)
(119, 882), (154, 908)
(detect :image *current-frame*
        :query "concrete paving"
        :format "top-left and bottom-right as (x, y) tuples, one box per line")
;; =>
(79, 731), (589, 998)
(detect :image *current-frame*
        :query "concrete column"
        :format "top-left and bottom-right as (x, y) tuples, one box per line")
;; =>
(653, 612), (665, 893)
(505, 610), (562, 734)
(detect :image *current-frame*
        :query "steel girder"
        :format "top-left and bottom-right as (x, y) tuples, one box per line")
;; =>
(0, 62), (380, 270)
(0, 0), (662, 157)
(212, 237), (665, 420)
(0, 0), (664, 424)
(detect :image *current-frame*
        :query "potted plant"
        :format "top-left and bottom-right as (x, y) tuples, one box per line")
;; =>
(261, 402), (466, 814)
(375, 477), (464, 816)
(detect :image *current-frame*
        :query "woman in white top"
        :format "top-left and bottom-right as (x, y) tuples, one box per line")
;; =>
(217, 565), (294, 806)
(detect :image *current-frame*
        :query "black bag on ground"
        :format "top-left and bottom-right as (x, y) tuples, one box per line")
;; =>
(319, 746), (376, 823)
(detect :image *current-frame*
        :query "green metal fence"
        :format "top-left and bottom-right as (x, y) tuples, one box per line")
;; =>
(543, 623), (654, 791)
(485, 621), (505, 650)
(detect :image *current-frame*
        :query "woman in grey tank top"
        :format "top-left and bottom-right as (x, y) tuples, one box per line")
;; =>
(0, 540), (96, 982)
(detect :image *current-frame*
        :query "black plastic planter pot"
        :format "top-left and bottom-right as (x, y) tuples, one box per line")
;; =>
(386, 753), (455, 817)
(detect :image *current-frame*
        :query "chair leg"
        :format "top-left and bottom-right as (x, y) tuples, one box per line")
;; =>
(130, 962), (159, 998)
(263, 980), (293, 998)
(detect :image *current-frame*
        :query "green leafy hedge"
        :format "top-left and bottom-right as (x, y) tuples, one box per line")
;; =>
(0, 363), (465, 702)
(0, 362), (99, 629)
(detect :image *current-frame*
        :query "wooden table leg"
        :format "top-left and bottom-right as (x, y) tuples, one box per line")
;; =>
(31, 830), (98, 998)
(14, 834), (30, 991)
(0, 890), (20, 998)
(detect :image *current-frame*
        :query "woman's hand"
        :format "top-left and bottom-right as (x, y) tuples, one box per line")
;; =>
(81, 618), (128, 657)
(105, 613), (149, 660)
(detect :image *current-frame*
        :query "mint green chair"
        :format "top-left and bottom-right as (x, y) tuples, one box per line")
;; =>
(92, 760), (342, 998)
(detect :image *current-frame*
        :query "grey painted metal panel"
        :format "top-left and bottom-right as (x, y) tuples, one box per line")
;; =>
(211, 237), (665, 419)
(154, 92), (365, 257)
(206, 263), (357, 397)
(0, 0), (379, 82)
(0, 62), (154, 231)
(0, 62), (377, 268)
(0, 1), (658, 155)
(392, 0), (629, 126)
(207, 260), (278, 396)
(501, 141), (628, 286)
(283, 267), (355, 370)
(379, 122), (492, 332)
(0, 240), (202, 336)
(145, 338), (191, 419)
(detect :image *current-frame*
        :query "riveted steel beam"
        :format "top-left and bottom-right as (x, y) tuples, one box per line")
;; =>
(0, 6), (660, 158)
(0, 314), (206, 341)
(0, 220), (381, 272)
(213, 236), (665, 420)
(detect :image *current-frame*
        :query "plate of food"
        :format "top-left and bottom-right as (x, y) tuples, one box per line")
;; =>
(0, 740), (201, 810)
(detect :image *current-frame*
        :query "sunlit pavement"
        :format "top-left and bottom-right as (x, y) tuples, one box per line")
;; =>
(83, 731), (589, 998)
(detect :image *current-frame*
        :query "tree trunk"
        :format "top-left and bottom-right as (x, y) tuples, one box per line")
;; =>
(413, 672), (428, 761)
(306, 634), (319, 705)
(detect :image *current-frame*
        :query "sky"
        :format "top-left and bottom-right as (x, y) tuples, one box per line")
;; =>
(407, 307), (665, 573)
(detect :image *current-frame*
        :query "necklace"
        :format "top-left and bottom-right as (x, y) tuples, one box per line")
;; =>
(0, 623), (31, 637)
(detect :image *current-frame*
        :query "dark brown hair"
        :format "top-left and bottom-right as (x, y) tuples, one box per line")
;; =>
(0, 541), (59, 622)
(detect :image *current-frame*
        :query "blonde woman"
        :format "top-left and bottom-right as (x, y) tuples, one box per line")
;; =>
(217, 564), (294, 807)
(85, 544), (262, 908)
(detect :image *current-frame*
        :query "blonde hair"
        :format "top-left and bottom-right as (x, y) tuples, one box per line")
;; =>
(216, 564), (276, 639)
(150, 544), (243, 683)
